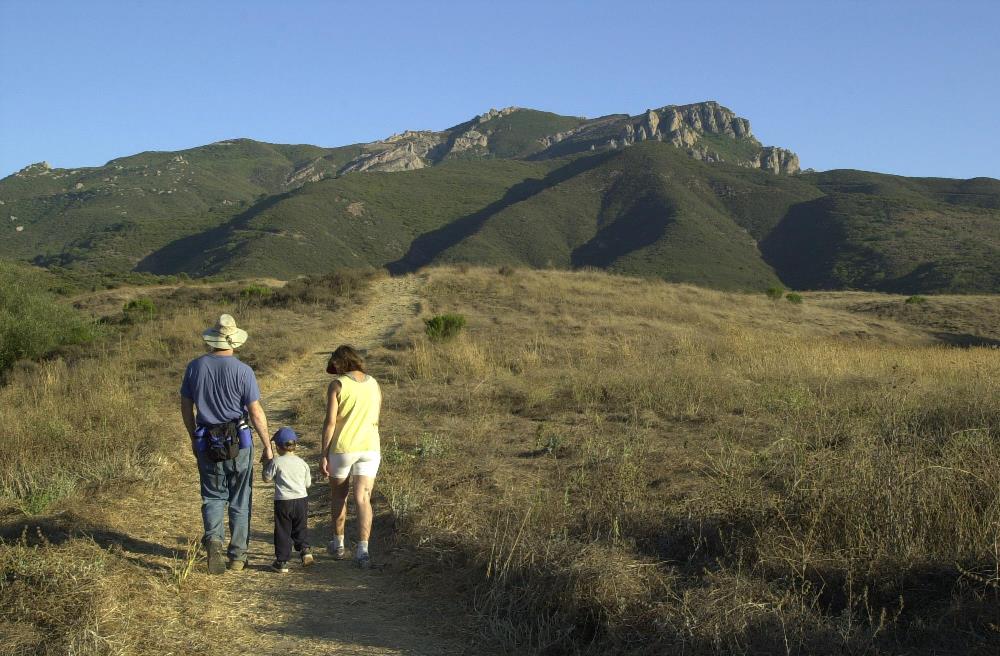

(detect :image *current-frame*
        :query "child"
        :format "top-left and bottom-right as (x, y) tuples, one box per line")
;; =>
(262, 427), (313, 572)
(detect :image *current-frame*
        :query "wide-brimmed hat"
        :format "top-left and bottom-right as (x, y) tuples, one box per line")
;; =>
(202, 314), (248, 349)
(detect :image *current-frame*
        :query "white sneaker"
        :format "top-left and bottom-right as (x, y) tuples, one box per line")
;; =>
(327, 540), (347, 560)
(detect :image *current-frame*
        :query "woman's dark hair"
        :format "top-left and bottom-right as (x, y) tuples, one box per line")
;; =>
(327, 344), (366, 375)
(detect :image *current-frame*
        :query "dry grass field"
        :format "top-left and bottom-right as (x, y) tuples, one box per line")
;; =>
(2, 265), (999, 655)
(356, 267), (1000, 655)
(0, 272), (375, 655)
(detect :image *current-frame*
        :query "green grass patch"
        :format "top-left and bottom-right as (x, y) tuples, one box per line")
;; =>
(424, 314), (466, 341)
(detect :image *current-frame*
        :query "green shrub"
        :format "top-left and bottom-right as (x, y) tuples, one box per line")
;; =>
(424, 314), (466, 341)
(0, 263), (95, 373)
(765, 285), (785, 300)
(122, 298), (156, 323)
(785, 292), (803, 304)
(905, 295), (928, 305)
(239, 284), (273, 301)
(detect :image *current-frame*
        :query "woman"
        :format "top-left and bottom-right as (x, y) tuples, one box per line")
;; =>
(320, 344), (382, 568)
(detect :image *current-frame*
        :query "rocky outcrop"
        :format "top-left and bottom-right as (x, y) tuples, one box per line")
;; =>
(14, 162), (52, 177)
(754, 147), (800, 175)
(340, 131), (444, 174)
(477, 107), (520, 124)
(341, 144), (429, 174)
(285, 158), (327, 186)
(449, 129), (489, 154)
(536, 101), (799, 174)
(334, 101), (799, 176)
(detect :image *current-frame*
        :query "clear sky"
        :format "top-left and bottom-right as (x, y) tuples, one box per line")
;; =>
(1, 0), (998, 179)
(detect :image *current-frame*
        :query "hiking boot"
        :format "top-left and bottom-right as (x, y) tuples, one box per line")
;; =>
(300, 550), (315, 567)
(227, 558), (247, 572)
(327, 540), (347, 560)
(355, 553), (372, 570)
(271, 560), (290, 573)
(206, 539), (226, 575)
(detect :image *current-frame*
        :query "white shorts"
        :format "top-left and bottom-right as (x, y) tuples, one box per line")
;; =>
(328, 451), (381, 479)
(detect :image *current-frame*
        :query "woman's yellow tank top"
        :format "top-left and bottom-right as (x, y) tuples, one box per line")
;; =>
(333, 374), (381, 454)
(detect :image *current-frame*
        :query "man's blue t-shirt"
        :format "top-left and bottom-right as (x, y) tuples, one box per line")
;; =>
(180, 354), (260, 426)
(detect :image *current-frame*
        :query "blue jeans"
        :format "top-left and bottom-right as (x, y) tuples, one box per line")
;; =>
(197, 446), (253, 560)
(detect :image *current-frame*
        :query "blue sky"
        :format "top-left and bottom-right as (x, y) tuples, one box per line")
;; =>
(1, 1), (998, 179)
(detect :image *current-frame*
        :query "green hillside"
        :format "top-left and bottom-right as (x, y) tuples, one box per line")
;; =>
(763, 170), (1000, 292)
(429, 145), (820, 289)
(139, 158), (561, 278)
(2, 101), (999, 293)
(0, 139), (355, 271)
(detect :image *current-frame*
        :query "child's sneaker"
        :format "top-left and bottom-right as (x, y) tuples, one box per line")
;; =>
(327, 540), (347, 560)
(271, 560), (290, 573)
(300, 550), (315, 567)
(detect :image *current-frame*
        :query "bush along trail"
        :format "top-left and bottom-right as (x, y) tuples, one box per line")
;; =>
(115, 274), (482, 655)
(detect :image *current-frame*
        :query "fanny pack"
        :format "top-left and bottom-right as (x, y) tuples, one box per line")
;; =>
(194, 417), (252, 462)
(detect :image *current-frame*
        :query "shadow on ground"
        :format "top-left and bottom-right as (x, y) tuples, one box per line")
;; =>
(934, 332), (1000, 348)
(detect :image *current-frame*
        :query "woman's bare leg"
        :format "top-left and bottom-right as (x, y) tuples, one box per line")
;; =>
(329, 476), (350, 538)
(353, 475), (375, 542)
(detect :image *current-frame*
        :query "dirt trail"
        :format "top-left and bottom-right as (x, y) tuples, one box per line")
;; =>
(228, 274), (475, 655)
(120, 275), (481, 655)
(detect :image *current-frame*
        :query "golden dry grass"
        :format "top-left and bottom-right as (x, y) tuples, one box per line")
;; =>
(0, 274), (375, 654)
(365, 266), (1000, 655)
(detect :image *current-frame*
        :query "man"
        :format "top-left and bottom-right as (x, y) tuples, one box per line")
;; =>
(180, 314), (273, 574)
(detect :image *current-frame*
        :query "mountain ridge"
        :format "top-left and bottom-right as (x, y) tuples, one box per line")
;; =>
(2, 100), (998, 293)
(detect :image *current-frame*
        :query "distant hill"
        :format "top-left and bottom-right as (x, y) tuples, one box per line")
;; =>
(2, 100), (998, 292)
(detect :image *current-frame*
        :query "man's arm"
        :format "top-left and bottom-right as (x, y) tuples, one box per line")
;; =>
(319, 381), (340, 477)
(180, 396), (197, 456)
(247, 400), (273, 460)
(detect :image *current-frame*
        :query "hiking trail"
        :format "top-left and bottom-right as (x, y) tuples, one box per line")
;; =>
(124, 274), (482, 655)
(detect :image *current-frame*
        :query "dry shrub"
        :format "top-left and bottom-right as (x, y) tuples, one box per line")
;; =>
(268, 268), (382, 308)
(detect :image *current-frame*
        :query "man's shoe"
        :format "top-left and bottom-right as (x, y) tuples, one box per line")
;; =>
(301, 551), (315, 567)
(206, 539), (226, 575)
(227, 558), (247, 572)
(327, 540), (347, 560)
(271, 560), (290, 573)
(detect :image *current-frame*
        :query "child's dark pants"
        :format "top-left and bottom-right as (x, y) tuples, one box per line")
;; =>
(273, 498), (309, 561)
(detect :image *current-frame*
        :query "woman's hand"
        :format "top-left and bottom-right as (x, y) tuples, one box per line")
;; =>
(320, 455), (330, 478)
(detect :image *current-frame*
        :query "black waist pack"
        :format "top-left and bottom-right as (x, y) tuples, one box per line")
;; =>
(204, 420), (240, 463)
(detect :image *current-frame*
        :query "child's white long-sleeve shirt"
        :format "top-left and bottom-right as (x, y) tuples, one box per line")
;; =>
(262, 452), (311, 500)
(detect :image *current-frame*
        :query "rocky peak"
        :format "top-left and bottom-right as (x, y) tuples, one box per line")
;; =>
(476, 107), (520, 124)
(334, 100), (799, 176)
(601, 102), (798, 174)
(14, 161), (52, 177)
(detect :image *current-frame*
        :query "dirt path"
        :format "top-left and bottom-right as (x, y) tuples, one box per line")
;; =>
(118, 274), (482, 655)
(225, 274), (477, 655)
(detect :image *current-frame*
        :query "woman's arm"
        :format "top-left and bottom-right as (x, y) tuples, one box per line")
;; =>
(320, 380), (341, 476)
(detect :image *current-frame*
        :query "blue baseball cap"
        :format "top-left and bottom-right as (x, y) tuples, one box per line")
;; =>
(273, 427), (298, 446)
